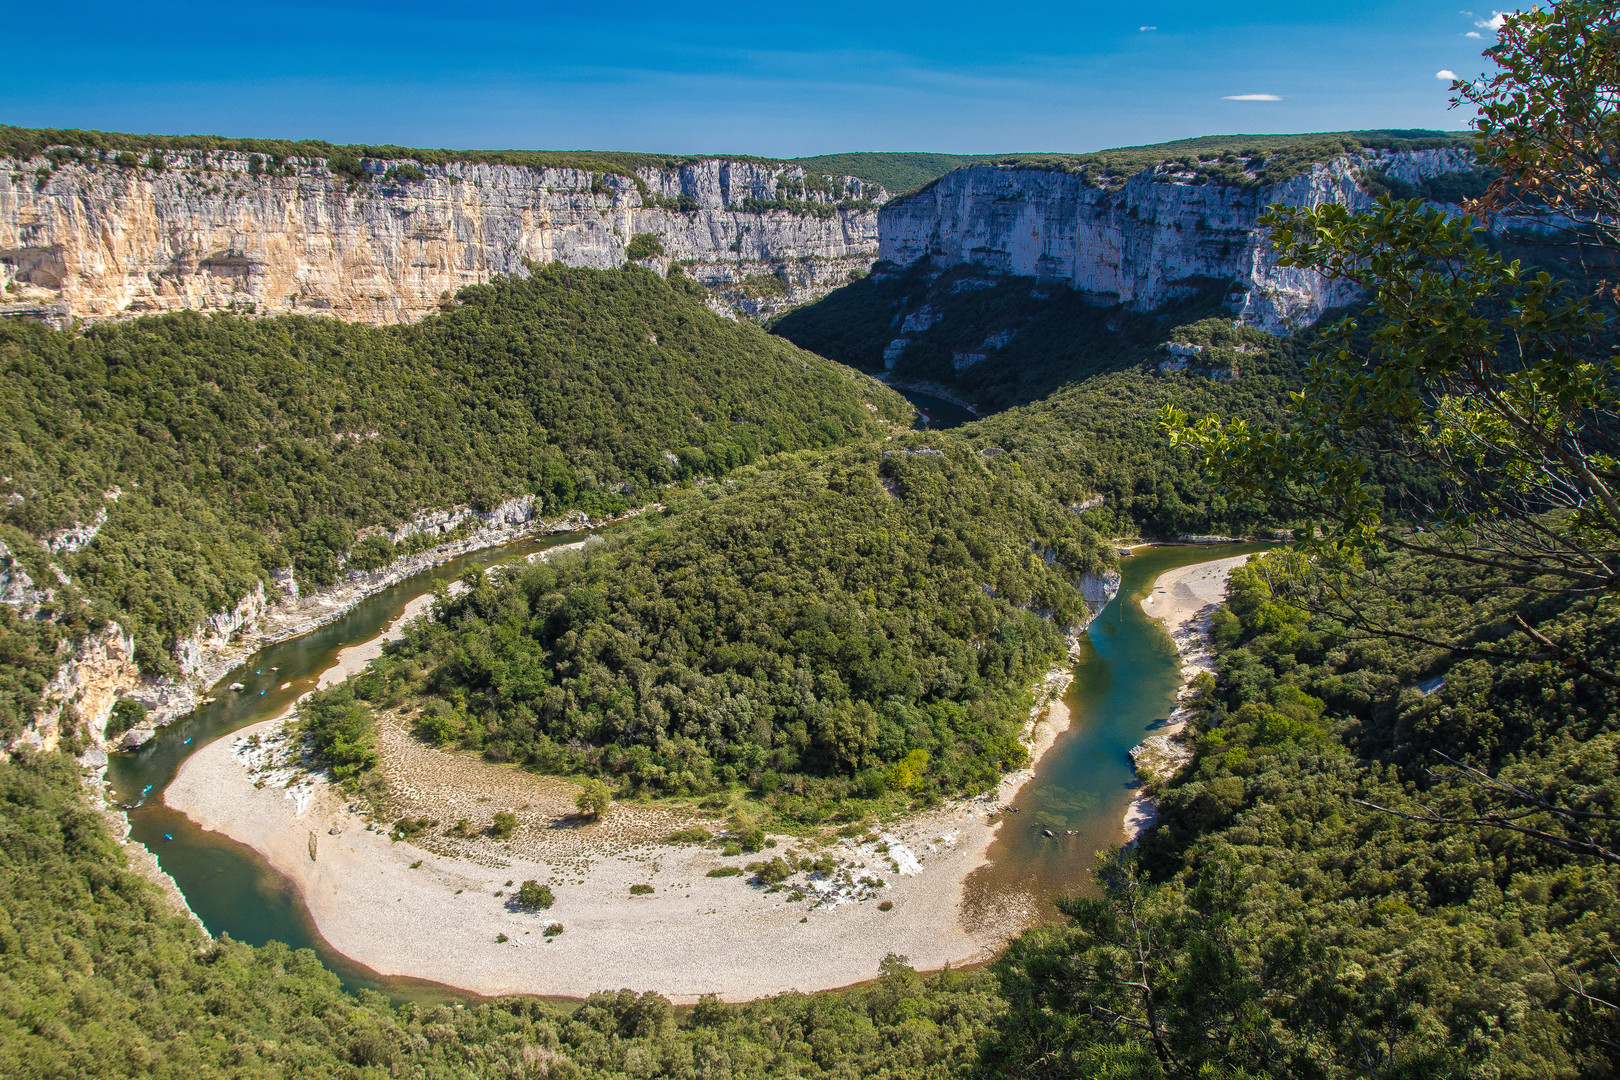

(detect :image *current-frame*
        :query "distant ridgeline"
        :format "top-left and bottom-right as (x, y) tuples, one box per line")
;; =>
(2, 125), (1481, 334)
(0, 266), (907, 742)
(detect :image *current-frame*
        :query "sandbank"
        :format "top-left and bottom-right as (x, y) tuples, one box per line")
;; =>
(1140, 554), (1251, 686)
(167, 596), (1077, 1002)
(1124, 553), (1253, 838)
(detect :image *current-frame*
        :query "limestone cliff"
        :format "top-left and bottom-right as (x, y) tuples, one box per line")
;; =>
(0, 149), (885, 326)
(878, 148), (1477, 334)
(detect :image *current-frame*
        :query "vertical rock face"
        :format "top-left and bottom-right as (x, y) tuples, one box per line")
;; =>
(878, 148), (1476, 334)
(0, 150), (885, 326)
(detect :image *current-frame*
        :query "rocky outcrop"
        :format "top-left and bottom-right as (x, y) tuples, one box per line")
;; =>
(21, 623), (141, 752)
(0, 540), (45, 607)
(1063, 569), (1122, 656)
(0, 150), (885, 326)
(879, 148), (1476, 334)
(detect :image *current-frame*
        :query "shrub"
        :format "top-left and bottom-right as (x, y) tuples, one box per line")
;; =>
(495, 933), (508, 943)
(706, 867), (744, 878)
(626, 232), (665, 261)
(544, 923), (563, 937)
(884, 749), (930, 793)
(105, 699), (146, 739)
(327, 151), (366, 181)
(346, 533), (396, 572)
(664, 827), (712, 845)
(629, 884), (654, 895)
(490, 811), (517, 838)
(854, 769), (888, 799)
(517, 881), (554, 910)
(575, 778), (612, 820)
(879, 900), (894, 911)
(746, 858), (793, 884)
(292, 685), (378, 783)
(390, 817), (437, 840)
(729, 810), (765, 852)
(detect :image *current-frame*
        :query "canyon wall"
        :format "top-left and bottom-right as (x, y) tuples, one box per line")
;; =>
(0, 150), (885, 327)
(878, 148), (1476, 334)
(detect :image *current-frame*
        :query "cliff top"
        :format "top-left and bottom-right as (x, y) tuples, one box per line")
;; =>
(1, 124), (1475, 200)
(0, 125), (980, 193)
(0, 124), (773, 181)
(925, 129), (1476, 191)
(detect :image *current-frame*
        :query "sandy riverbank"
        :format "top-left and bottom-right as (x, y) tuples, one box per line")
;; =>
(1122, 553), (1253, 839)
(166, 591), (1076, 1002)
(1141, 554), (1251, 685)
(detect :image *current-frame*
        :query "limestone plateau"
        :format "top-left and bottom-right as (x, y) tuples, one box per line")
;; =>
(2, 141), (1473, 333)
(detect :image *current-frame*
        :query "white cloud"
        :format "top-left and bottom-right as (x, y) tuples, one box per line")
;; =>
(1437, 69), (1459, 81)
(1139, 25), (1157, 31)
(1465, 30), (1482, 37)
(1477, 11), (1508, 30)
(1223, 94), (1280, 101)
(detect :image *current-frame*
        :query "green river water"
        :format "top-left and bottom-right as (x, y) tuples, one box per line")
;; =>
(104, 534), (1263, 1003)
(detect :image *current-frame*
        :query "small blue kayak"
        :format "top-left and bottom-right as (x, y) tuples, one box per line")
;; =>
(183, 737), (192, 745)
(141, 785), (153, 795)
(163, 834), (173, 841)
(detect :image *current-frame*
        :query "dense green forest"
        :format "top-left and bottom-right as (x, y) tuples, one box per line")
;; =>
(0, 266), (905, 725)
(319, 436), (1112, 813)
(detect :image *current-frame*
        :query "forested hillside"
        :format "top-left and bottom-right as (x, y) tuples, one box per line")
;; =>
(13, 552), (1615, 1077)
(322, 436), (1113, 813)
(0, 265), (905, 696)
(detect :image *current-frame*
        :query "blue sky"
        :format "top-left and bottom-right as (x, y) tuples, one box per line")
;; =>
(3, 2), (1511, 157)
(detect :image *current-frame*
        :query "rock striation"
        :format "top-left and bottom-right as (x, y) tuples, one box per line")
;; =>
(878, 148), (1477, 334)
(0, 149), (885, 326)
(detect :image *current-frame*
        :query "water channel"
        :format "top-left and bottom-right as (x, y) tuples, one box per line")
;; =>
(963, 542), (1266, 923)
(105, 532), (1262, 1002)
(897, 388), (977, 429)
